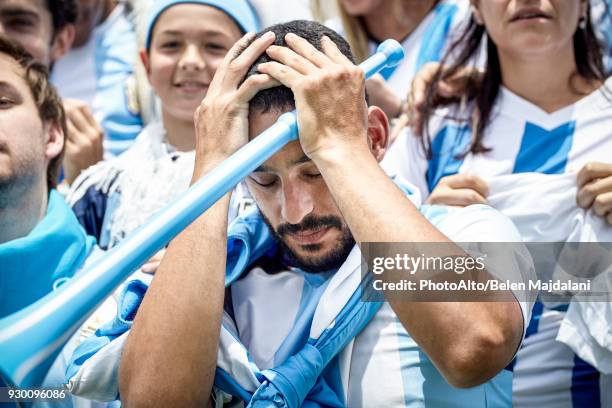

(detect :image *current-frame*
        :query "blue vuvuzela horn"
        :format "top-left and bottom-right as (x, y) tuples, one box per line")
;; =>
(0, 39), (404, 390)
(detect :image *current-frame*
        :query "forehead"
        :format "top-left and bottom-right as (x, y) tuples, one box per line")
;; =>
(248, 109), (313, 172)
(152, 4), (243, 40)
(0, 53), (29, 90)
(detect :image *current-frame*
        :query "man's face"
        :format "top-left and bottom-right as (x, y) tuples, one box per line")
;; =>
(246, 109), (355, 273)
(0, 53), (48, 205)
(0, 0), (54, 64)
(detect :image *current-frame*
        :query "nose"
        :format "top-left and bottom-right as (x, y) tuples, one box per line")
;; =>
(178, 44), (205, 71)
(281, 181), (314, 225)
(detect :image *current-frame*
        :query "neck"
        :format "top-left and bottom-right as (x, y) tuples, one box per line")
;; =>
(162, 109), (196, 152)
(499, 44), (601, 113)
(362, 0), (438, 42)
(0, 182), (48, 244)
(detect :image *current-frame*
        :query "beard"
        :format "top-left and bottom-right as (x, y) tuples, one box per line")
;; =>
(260, 212), (355, 273)
(0, 146), (40, 209)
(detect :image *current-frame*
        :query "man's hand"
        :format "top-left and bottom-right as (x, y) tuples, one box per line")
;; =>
(63, 99), (104, 184)
(426, 173), (489, 207)
(258, 33), (369, 159)
(576, 162), (612, 224)
(192, 31), (279, 177)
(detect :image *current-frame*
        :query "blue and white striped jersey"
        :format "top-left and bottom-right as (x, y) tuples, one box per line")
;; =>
(382, 79), (612, 407)
(327, 0), (471, 99)
(52, 4), (143, 156)
(227, 205), (533, 407)
(369, 0), (471, 99)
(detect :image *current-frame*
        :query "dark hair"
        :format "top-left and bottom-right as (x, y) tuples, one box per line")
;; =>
(0, 36), (67, 191)
(47, 0), (78, 34)
(420, 3), (608, 158)
(245, 20), (360, 113)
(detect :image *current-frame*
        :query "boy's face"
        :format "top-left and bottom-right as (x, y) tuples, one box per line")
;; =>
(145, 4), (244, 123)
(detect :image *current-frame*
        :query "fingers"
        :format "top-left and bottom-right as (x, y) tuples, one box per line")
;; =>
(442, 173), (489, 197)
(220, 32), (257, 67)
(284, 32), (331, 68)
(577, 176), (612, 209)
(236, 73), (281, 102)
(257, 61), (302, 89)
(141, 250), (166, 274)
(409, 62), (439, 113)
(577, 162), (612, 188)
(209, 32), (274, 93)
(427, 187), (488, 207)
(320, 35), (352, 66)
(225, 31), (276, 78)
(591, 192), (612, 217)
(266, 44), (318, 75)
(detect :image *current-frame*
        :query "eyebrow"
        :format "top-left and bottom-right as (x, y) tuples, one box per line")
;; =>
(0, 81), (23, 101)
(0, 8), (40, 22)
(253, 154), (312, 173)
(0, 81), (19, 92)
(157, 29), (232, 38)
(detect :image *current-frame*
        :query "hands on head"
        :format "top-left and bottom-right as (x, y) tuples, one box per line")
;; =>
(192, 30), (372, 177)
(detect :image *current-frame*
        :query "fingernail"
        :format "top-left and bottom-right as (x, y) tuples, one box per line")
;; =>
(263, 31), (275, 40)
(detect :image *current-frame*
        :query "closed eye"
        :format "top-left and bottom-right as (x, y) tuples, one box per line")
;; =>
(249, 175), (278, 188)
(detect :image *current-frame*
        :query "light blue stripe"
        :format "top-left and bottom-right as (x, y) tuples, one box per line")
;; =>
(415, 2), (459, 71)
(377, 2), (458, 81)
(273, 271), (332, 366)
(426, 125), (472, 191)
(512, 121), (575, 174)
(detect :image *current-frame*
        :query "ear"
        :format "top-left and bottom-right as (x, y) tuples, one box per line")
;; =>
(140, 49), (152, 80)
(366, 106), (389, 162)
(49, 24), (75, 62)
(470, 0), (484, 25)
(44, 120), (64, 163)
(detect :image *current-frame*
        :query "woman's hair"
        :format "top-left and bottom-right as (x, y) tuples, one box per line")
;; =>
(336, 0), (370, 63)
(420, 2), (608, 158)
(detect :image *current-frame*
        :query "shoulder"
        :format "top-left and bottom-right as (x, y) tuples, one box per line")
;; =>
(423, 204), (523, 242)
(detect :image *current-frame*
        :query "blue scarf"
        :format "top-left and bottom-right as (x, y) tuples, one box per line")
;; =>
(66, 178), (424, 407)
(0, 190), (96, 318)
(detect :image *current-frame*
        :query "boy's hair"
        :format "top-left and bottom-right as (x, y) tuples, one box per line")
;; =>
(48, 0), (78, 35)
(245, 20), (363, 113)
(0, 36), (67, 191)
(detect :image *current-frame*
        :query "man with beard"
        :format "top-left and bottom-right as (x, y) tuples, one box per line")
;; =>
(0, 34), (104, 406)
(67, 21), (533, 407)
